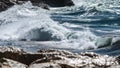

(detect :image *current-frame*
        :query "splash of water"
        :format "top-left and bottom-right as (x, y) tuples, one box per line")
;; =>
(0, 2), (98, 50)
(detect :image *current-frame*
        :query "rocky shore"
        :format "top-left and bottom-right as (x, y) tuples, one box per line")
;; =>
(0, 0), (120, 68)
(0, 46), (119, 68)
(0, 0), (74, 11)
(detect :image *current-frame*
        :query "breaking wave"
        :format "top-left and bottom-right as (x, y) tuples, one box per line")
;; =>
(0, 0), (120, 55)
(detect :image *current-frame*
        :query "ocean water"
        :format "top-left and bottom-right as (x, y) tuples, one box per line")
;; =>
(0, 0), (120, 56)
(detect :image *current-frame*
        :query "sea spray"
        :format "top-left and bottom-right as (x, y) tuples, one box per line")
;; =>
(0, 0), (120, 56)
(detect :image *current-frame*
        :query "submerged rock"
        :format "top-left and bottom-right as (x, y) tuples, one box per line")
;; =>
(0, 47), (119, 68)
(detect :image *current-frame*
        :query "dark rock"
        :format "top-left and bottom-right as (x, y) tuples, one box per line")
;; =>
(116, 56), (120, 64)
(80, 52), (99, 58)
(0, 0), (18, 12)
(0, 47), (46, 65)
(30, 0), (74, 7)
(31, 2), (49, 10)
(0, 58), (27, 68)
(0, 2), (8, 11)
(0, 47), (41, 65)
(31, 55), (63, 64)
(37, 49), (74, 56)
(59, 64), (74, 68)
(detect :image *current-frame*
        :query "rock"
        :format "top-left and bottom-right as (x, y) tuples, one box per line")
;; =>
(0, 47), (119, 68)
(29, 63), (61, 68)
(0, 58), (27, 68)
(116, 56), (120, 64)
(37, 49), (74, 56)
(0, 0), (74, 12)
(30, 0), (74, 7)
(0, 46), (47, 65)
(0, 2), (8, 11)
(0, 47), (75, 65)
(35, 3), (49, 10)
(29, 50), (120, 68)
(0, 0), (18, 12)
(29, 55), (75, 68)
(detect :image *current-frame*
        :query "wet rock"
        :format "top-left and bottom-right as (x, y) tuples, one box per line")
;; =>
(0, 0), (18, 12)
(0, 46), (24, 59)
(116, 56), (120, 64)
(0, 47), (46, 65)
(29, 63), (61, 68)
(0, 47), (120, 68)
(80, 52), (99, 58)
(0, 0), (74, 12)
(29, 50), (120, 68)
(30, 2), (49, 10)
(0, 47), (75, 65)
(0, 2), (8, 11)
(0, 58), (27, 68)
(37, 49), (74, 56)
(29, 55), (75, 68)
(30, 0), (74, 7)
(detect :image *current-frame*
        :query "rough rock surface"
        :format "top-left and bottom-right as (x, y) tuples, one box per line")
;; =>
(0, 0), (74, 12)
(0, 47), (119, 68)
(0, 58), (27, 68)
(29, 51), (120, 68)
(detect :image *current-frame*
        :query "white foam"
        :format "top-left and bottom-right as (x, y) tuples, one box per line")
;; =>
(0, 2), (98, 50)
(0, 2), (70, 40)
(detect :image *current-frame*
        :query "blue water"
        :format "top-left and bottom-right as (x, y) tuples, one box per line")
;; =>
(0, 0), (120, 56)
